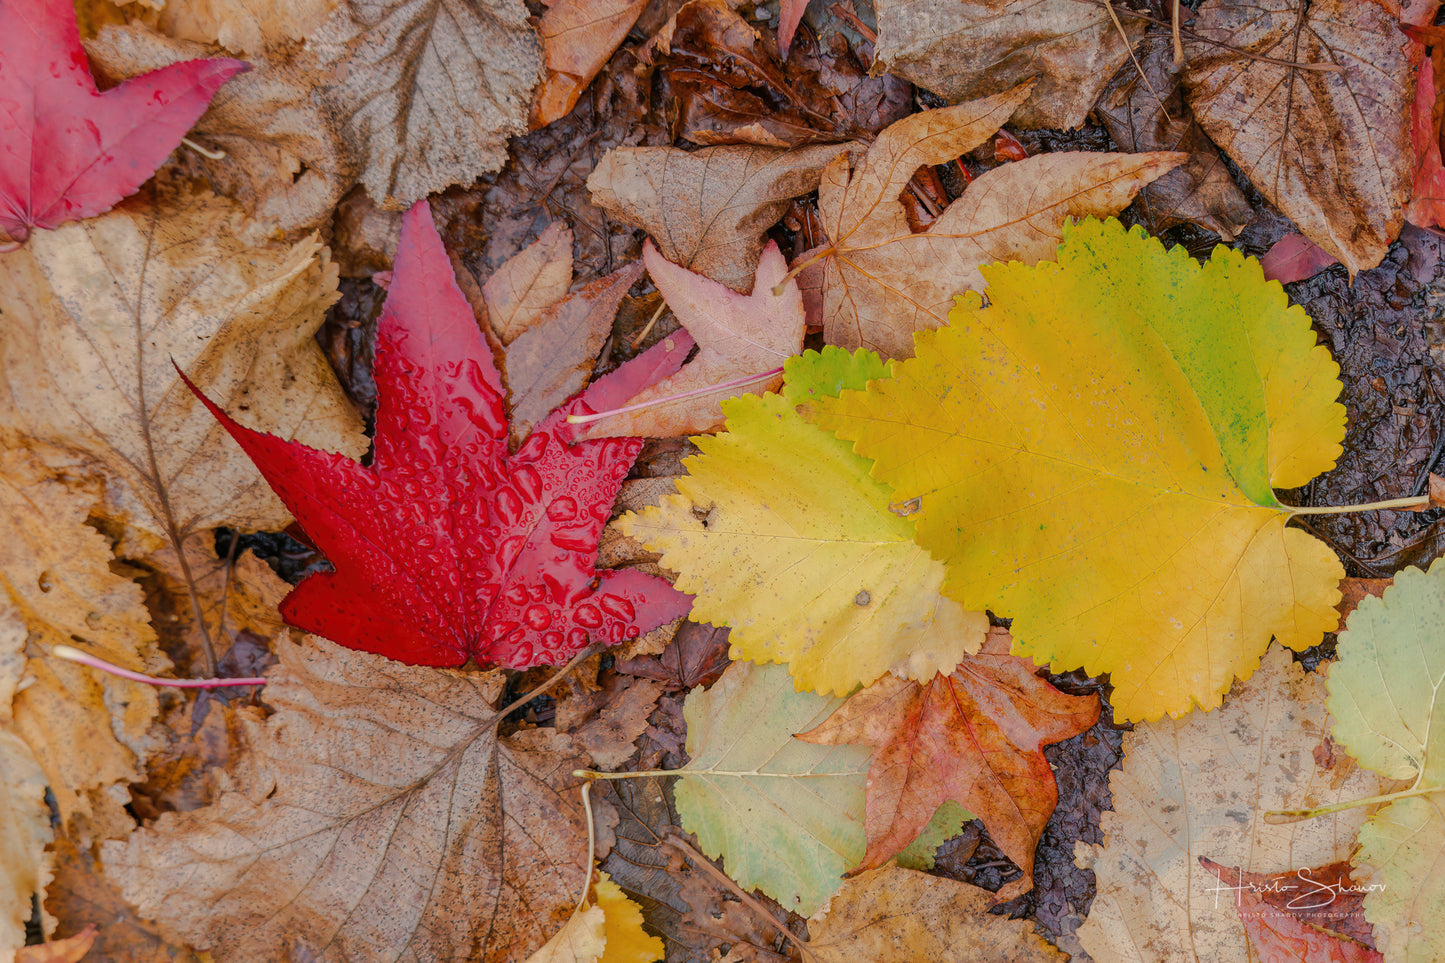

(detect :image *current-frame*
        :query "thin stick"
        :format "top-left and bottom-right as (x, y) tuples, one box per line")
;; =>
(1264, 783), (1438, 823)
(565, 367), (785, 426)
(53, 645), (266, 688)
(494, 642), (604, 720)
(180, 136), (226, 160)
(630, 300), (669, 349)
(575, 766), (847, 780)
(664, 835), (819, 962)
(1104, 0), (1171, 122)
(1171, 0), (1184, 65)
(1289, 495), (1432, 516)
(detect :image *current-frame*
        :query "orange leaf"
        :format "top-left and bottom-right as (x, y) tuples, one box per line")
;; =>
(797, 628), (1099, 901)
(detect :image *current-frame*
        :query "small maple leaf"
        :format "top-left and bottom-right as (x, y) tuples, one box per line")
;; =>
(187, 202), (693, 668)
(0, 0), (245, 245)
(797, 628), (1099, 902)
(577, 240), (805, 440)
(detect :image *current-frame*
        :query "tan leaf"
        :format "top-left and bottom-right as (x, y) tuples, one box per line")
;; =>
(569, 678), (664, 769)
(504, 260), (645, 443)
(86, 26), (354, 237)
(587, 142), (851, 291)
(819, 95), (1186, 357)
(1074, 646), (1388, 963)
(872, 0), (1139, 129)
(306, 0), (542, 207)
(805, 865), (1065, 962)
(0, 191), (367, 541)
(154, 0), (336, 53)
(0, 447), (162, 833)
(484, 222), (576, 344)
(1095, 33), (1253, 241)
(532, 0), (648, 128)
(1, 726), (52, 954)
(1184, 0), (1416, 275)
(577, 241), (803, 439)
(104, 635), (607, 963)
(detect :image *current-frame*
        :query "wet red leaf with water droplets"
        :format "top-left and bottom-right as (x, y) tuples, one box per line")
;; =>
(0, 0), (245, 244)
(185, 202), (694, 668)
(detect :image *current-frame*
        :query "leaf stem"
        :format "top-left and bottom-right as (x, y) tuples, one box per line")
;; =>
(564, 367), (785, 426)
(773, 246), (835, 295)
(1289, 495), (1432, 516)
(494, 642), (604, 719)
(180, 136), (227, 160)
(52, 644), (266, 688)
(573, 767), (858, 780)
(1264, 783), (1440, 823)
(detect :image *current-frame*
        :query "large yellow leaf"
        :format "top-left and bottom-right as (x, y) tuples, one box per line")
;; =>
(819, 219), (1346, 721)
(617, 348), (984, 695)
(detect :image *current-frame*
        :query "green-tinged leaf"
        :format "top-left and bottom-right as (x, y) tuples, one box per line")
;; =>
(818, 218), (1346, 721)
(673, 661), (870, 916)
(616, 350), (985, 695)
(1328, 559), (1445, 963)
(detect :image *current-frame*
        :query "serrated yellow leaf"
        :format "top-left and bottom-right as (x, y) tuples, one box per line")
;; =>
(593, 875), (662, 963)
(1328, 560), (1445, 963)
(818, 219), (1346, 721)
(617, 358), (985, 695)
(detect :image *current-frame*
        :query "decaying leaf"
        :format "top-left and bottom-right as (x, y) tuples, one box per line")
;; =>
(306, 0), (542, 207)
(1184, 0), (1421, 274)
(816, 89), (1184, 358)
(819, 219), (1345, 721)
(578, 241), (803, 439)
(1327, 559), (1445, 963)
(0, 190), (366, 542)
(587, 142), (850, 291)
(618, 347), (986, 696)
(806, 865), (1066, 962)
(870, 0), (1140, 129)
(104, 634), (606, 963)
(0, 446), (164, 833)
(1074, 646), (1387, 962)
(532, 0), (648, 128)
(86, 25), (354, 236)
(0, 0), (243, 245)
(1407, 52), (1445, 230)
(191, 203), (691, 668)
(1094, 33), (1253, 240)
(0, 726), (51, 953)
(154, 0), (336, 53)
(525, 874), (663, 963)
(798, 628), (1099, 901)
(483, 222), (576, 344)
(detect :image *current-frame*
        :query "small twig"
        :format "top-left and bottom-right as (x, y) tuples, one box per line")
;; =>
(630, 300), (669, 349)
(180, 136), (226, 160)
(663, 835), (820, 962)
(1171, 0), (1184, 65)
(1080, 0), (1342, 71)
(53, 645), (266, 688)
(1103, 0), (1172, 122)
(494, 642), (605, 720)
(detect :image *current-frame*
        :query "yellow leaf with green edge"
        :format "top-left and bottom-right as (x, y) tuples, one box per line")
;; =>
(616, 347), (986, 695)
(673, 661), (970, 916)
(817, 218), (1347, 722)
(1327, 559), (1445, 963)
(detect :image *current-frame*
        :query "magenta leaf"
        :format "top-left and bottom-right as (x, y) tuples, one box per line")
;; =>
(186, 202), (693, 668)
(0, 0), (245, 244)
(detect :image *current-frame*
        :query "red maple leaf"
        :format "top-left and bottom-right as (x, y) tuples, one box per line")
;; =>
(187, 202), (693, 668)
(798, 628), (1100, 901)
(0, 0), (244, 245)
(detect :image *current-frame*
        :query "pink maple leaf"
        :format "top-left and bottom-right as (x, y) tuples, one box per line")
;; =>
(187, 202), (693, 668)
(0, 0), (245, 245)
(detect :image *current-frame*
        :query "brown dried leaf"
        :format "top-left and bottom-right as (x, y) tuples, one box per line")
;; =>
(532, 0), (649, 128)
(1075, 646), (1388, 962)
(578, 242), (803, 439)
(504, 260), (645, 442)
(587, 141), (851, 291)
(0, 447), (163, 834)
(484, 222), (575, 344)
(104, 635), (605, 963)
(818, 91), (1185, 358)
(1095, 33), (1252, 241)
(571, 678), (665, 768)
(805, 865), (1065, 962)
(1184, 0), (1418, 274)
(872, 0), (1139, 129)
(1, 726), (51, 953)
(86, 26), (354, 237)
(153, 0), (335, 53)
(0, 191), (366, 542)
(306, 0), (542, 207)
